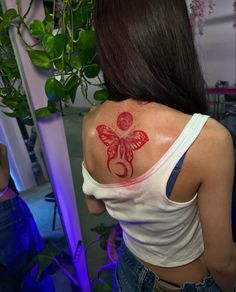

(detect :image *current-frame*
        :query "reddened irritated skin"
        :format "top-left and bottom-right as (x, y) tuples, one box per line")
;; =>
(96, 112), (149, 178)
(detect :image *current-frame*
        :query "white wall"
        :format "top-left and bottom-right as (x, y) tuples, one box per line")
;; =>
(0, 109), (36, 191)
(195, 0), (235, 86)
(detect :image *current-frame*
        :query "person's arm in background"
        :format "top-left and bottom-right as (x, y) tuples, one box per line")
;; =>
(198, 121), (236, 291)
(0, 144), (9, 191)
(0, 144), (17, 200)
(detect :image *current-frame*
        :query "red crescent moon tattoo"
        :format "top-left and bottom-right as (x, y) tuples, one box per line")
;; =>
(115, 162), (128, 178)
(96, 112), (149, 178)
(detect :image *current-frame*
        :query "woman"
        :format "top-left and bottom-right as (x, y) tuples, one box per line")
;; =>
(82, 0), (236, 291)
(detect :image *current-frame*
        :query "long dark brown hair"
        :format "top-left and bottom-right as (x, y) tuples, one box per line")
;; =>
(93, 0), (208, 114)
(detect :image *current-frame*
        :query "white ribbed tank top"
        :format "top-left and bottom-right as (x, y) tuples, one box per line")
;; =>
(82, 113), (210, 267)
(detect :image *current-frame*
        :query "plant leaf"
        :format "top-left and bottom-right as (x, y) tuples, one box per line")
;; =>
(28, 50), (52, 69)
(43, 14), (54, 34)
(47, 100), (57, 113)
(45, 77), (65, 101)
(70, 50), (82, 70)
(35, 107), (53, 118)
(83, 64), (100, 79)
(1, 98), (18, 109)
(94, 89), (109, 102)
(3, 111), (18, 117)
(22, 116), (34, 126)
(77, 29), (96, 66)
(29, 19), (45, 38)
(23, 243), (62, 281)
(64, 73), (80, 92)
(0, 88), (10, 96)
(72, 1), (93, 37)
(42, 34), (65, 59)
(64, 73), (80, 103)
(2, 9), (18, 28)
(93, 279), (112, 292)
(4, 58), (17, 69)
(4, 8), (18, 19)
(16, 101), (31, 119)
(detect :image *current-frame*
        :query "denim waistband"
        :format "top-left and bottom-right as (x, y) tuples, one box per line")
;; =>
(118, 241), (156, 286)
(0, 196), (21, 211)
(118, 241), (220, 291)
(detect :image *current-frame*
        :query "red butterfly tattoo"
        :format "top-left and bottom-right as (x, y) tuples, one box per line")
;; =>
(96, 112), (149, 178)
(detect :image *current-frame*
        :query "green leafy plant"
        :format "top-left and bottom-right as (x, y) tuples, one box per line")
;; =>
(91, 223), (115, 250)
(0, 6), (33, 125)
(23, 225), (116, 291)
(24, 237), (80, 287)
(90, 224), (116, 291)
(0, 0), (109, 119)
(93, 264), (114, 292)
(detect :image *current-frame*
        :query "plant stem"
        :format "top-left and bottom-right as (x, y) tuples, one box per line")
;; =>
(22, 0), (34, 20)
(81, 80), (95, 106)
(83, 75), (105, 88)
(71, 6), (74, 52)
(16, 25), (32, 50)
(15, 0), (34, 49)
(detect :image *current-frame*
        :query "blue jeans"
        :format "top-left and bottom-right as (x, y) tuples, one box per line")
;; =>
(114, 242), (220, 291)
(0, 196), (55, 292)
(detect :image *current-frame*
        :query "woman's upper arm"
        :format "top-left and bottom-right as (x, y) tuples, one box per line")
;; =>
(85, 195), (106, 215)
(82, 108), (106, 215)
(198, 124), (235, 270)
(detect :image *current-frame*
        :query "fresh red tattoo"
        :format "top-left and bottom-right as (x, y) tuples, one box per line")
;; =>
(96, 112), (149, 178)
(117, 112), (133, 131)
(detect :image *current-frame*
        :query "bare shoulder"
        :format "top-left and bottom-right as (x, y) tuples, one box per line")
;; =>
(195, 117), (234, 180)
(200, 117), (233, 152)
(83, 104), (101, 123)
(83, 104), (103, 137)
(186, 116), (234, 179)
(204, 117), (232, 139)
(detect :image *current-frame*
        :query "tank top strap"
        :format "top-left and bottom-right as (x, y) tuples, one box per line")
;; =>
(161, 113), (210, 195)
(180, 113), (210, 154)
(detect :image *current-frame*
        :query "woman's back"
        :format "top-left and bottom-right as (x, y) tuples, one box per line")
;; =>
(83, 0), (236, 289)
(84, 99), (210, 199)
(82, 99), (235, 286)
